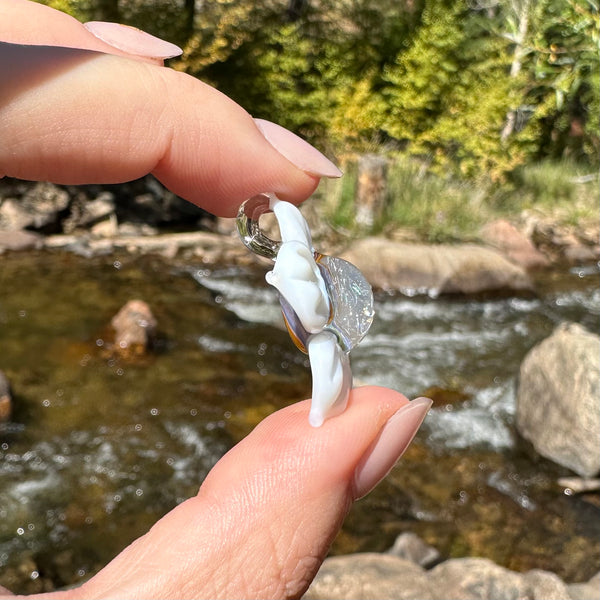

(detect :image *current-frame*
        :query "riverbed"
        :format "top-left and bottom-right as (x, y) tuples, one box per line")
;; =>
(0, 250), (598, 593)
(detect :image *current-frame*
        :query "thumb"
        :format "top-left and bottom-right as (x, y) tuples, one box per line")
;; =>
(61, 387), (431, 600)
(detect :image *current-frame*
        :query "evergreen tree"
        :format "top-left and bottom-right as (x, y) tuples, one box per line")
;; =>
(382, 0), (526, 179)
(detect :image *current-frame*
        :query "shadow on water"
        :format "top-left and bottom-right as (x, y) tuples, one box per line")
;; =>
(0, 250), (598, 592)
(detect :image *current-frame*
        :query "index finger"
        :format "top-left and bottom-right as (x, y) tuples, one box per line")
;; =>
(0, 3), (341, 216)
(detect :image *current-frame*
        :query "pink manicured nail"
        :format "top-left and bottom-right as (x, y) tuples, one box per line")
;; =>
(353, 397), (432, 500)
(84, 21), (182, 59)
(254, 119), (343, 178)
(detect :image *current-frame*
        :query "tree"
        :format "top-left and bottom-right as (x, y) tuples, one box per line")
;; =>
(383, 0), (467, 145)
(481, 0), (599, 164)
(527, 0), (599, 163)
(381, 0), (526, 179)
(499, 0), (532, 141)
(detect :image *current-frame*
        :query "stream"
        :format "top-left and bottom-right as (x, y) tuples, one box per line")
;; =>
(0, 250), (598, 593)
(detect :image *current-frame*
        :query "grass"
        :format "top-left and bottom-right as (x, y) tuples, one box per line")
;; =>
(319, 157), (599, 243)
(384, 160), (487, 242)
(494, 161), (599, 228)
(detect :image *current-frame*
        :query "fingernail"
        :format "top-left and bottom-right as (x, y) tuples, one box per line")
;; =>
(353, 397), (432, 500)
(84, 21), (182, 59)
(254, 119), (343, 178)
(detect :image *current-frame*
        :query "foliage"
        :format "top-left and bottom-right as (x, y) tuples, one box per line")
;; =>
(384, 157), (489, 242)
(34, 0), (599, 196)
(505, 159), (599, 220)
(40, 0), (90, 20)
(525, 0), (600, 164)
(325, 157), (598, 242)
(381, 0), (527, 180)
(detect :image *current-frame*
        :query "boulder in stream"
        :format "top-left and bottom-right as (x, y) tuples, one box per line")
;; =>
(567, 571), (600, 600)
(110, 300), (157, 356)
(479, 219), (549, 270)
(386, 532), (441, 568)
(428, 558), (569, 600)
(340, 237), (533, 296)
(303, 554), (578, 600)
(516, 322), (600, 477)
(303, 553), (435, 600)
(62, 191), (116, 233)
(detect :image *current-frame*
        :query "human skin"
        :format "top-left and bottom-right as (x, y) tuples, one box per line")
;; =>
(0, 3), (431, 598)
(0, 0), (333, 216)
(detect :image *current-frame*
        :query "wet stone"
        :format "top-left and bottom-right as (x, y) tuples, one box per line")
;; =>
(110, 299), (157, 357)
(0, 230), (43, 253)
(517, 322), (600, 477)
(386, 532), (441, 568)
(0, 369), (12, 423)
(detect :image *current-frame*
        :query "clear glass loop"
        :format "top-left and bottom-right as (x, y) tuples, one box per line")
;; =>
(236, 194), (280, 260)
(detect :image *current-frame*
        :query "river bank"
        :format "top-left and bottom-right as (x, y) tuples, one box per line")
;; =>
(1, 176), (598, 287)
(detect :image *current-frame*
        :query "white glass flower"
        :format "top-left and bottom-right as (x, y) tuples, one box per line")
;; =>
(237, 193), (374, 427)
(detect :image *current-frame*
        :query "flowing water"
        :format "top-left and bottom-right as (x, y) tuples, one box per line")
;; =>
(0, 250), (598, 593)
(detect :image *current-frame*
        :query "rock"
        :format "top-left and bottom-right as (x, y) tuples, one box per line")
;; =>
(0, 230), (43, 252)
(517, 322), (600, 477)
(340, 237), (533, 296)
(557, 477), (600, 494)
(0, 370), (12, 423)
(480, 219), (549, 269)
(0, 182), (70, 231)
(43, 234), (93, 256)
(0, 199), (27, 230)
(303, 553), (434, 600)
(522, 569), (570, 600)
(530, 219), (577, 250)
(567, 571), (600, 600)
(39, 231), (249, 263)
(563, 244), (599, 265)
(304, 554), (577, 600)
(429, 558), (527, 600)
(116, 222), (159, 237)
(111, 300), (157, 356)
(90, 215), (119, 238)
(62, 191), (116, 233)
(527, 216), (600, 265)
(386, 532), (441, 568)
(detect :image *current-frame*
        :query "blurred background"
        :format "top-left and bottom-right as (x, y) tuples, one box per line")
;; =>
(36, 0), (599, 236)
(1, 0), (599, 596)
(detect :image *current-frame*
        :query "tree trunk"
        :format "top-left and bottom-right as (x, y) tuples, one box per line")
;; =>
(184, 0), (196, 37)
(501, 0), (530, 141)
(93, 0), (120, 22)
(287, 0), (307, 21)
(355, 154), (388, 228)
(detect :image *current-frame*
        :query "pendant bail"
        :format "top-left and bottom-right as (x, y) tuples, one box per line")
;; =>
(236, 194), (280, 261)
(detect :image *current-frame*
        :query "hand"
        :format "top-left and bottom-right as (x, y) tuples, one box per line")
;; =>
(0, 3), (432, 597)
(0, 0), (342, 217)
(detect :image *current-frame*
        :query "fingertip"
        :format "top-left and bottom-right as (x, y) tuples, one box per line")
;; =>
(254, 119), (343, 179)
(150, 88), (324, 216)
(83, 21), (182, 60)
